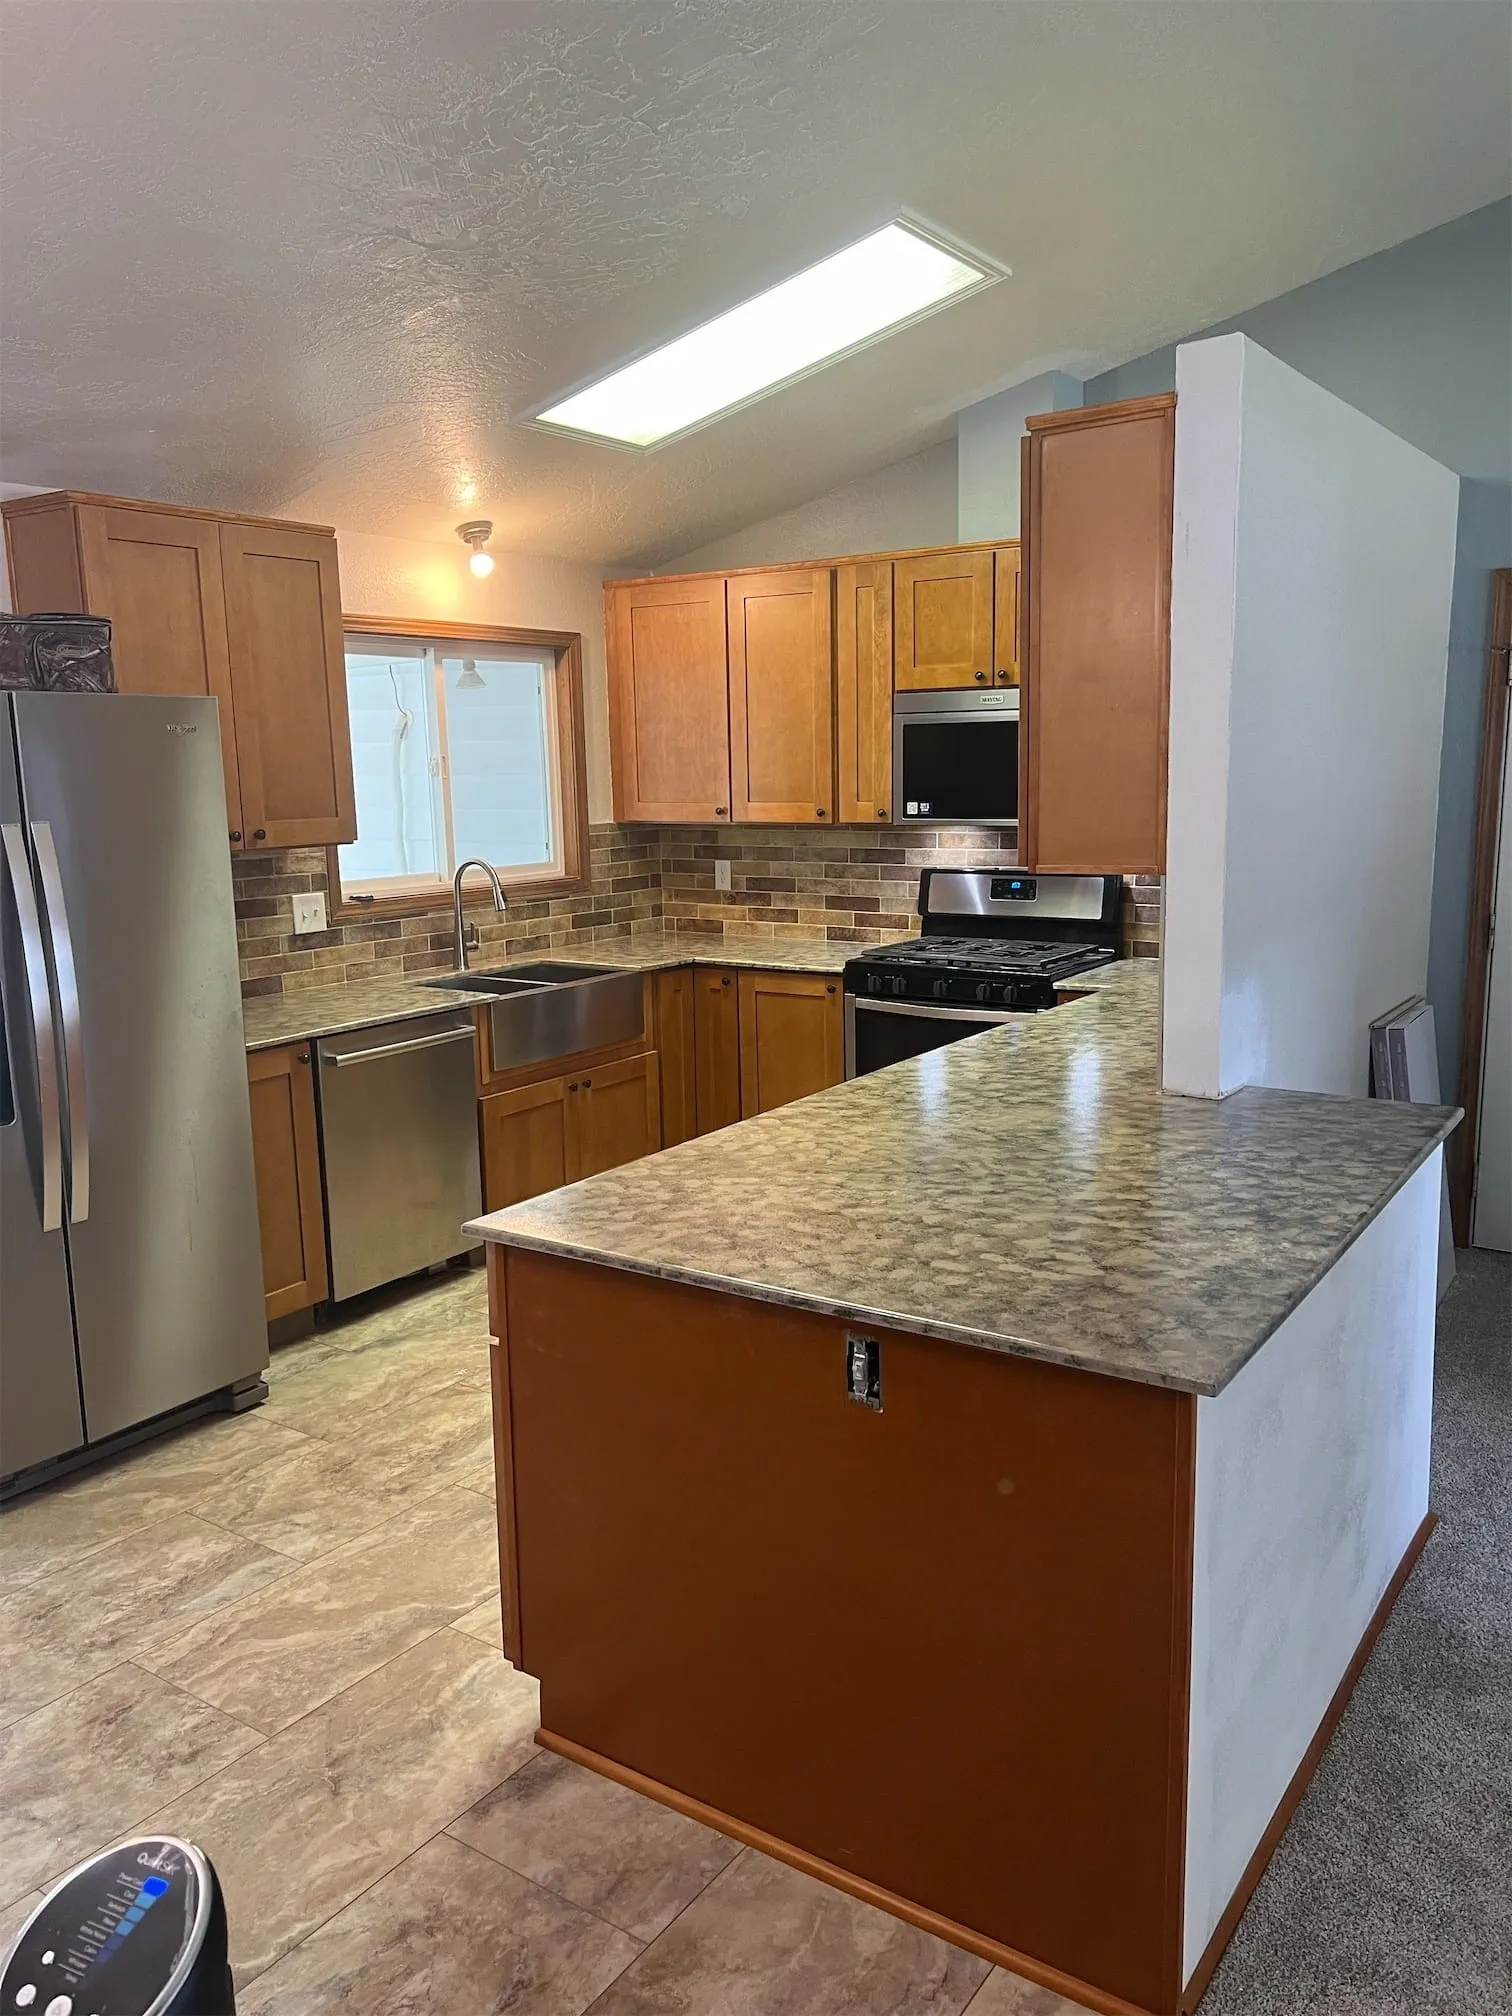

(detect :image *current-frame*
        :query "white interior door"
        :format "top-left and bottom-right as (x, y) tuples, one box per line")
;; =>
(1472, 711), (1512, 1251)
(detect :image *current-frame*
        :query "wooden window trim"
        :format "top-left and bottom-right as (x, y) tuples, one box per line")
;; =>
(325, 614), (591, 922)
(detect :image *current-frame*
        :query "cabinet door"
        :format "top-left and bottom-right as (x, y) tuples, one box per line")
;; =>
(737, 970), (844, 1117)
(836, 560), (894, 825)
(654, 967), (698, 1149)
(893, 549), (994, 690)
(220, 522), (357, 849)
(247, 1042), (327, 1319)
(481, 1075), (571, 1210)
(607, 577), (732, 823)
(727, 568), (834, 824)
(569, 1052), (662, 1179)
(1021, 397), (1174, 873)
(74, 505), (244, 837)
(992, 543), (1021, 687)
(692, 968), (743, 1136)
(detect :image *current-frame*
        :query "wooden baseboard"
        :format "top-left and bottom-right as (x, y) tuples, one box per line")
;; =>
(536, 1726), (1155, 2016)
(1179, 1509), (1438, 2011)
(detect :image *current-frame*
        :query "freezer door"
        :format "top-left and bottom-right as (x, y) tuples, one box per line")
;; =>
(11, 693), (267, 1442)
(0, 702), (84, 1477)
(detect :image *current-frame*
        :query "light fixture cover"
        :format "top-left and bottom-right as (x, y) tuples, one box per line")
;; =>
(468, 550), (495, 578)
(527, 219), (1001, 450)
(457, 519), (494, 577)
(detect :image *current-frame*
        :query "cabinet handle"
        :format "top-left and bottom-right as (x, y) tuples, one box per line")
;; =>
(297, 1050), (310, 1065)
(252, 827), (267, 841)
(229, 829), (242, 843)
(973, 669), (988, 683)
(581, 1078), (592, 1089)
(567, 1081), (579, 1091)
(721, 976), (731, 987)
(876, 808), (887, 819)
(714, 806), (728, 818)
(815, 807), (827, 818)
(826, 984), (836, 994)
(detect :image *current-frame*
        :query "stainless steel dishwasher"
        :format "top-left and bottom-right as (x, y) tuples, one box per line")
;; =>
(315, 1011), (482, 1301)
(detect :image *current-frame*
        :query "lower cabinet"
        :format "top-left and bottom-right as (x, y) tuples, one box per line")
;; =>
(481, 1050), (661, 1210)
(737, 970), (845, 1116)
(692, 968), (743, 1136)
(247, 1042), (327, 1319)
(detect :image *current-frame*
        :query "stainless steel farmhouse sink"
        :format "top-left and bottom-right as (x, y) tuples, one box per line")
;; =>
(422, 962), (646, 1072)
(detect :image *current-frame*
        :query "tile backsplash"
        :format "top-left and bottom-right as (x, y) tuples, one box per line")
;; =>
(233, 824), (1160, 999)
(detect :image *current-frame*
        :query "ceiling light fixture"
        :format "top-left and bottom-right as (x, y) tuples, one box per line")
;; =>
(525, 218), (1003, 451)
(455, 657), (486, 691)
(457, 520), (494, 577)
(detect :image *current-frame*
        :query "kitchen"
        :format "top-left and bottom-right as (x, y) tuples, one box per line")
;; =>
(1, 6), (1509, 2015)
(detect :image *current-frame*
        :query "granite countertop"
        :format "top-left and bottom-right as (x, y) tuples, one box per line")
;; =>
(466, 963), (1458, 1397)
(242, 928), (886, 1051)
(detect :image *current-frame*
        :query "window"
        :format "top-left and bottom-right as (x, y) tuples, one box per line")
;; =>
(333, 624), (587, 908)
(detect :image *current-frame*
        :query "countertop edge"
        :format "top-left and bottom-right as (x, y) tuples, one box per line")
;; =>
(464, 1112), (1459, 1399)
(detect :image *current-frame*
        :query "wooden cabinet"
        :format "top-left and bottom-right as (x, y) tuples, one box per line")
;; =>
(836, 560), (894, 824)
(737, 970), (844, 1117)
(692, 968), (743, 1136)
(893, 547), (994, 689)
(481, 1051), (661, 1208)
(2, 491), (356, 852)
(727, 568), (834, 824)
(247, 1042), (327, 1320)
(993, 543), (1022, 687)
(221, 520), (355, 849)
(1021, 396), (1174, 874)
(607, 575), (732, 822)
(654, 967), (698, 1149)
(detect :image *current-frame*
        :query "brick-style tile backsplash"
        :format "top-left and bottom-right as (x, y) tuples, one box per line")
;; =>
(234, 824), (1161, 999)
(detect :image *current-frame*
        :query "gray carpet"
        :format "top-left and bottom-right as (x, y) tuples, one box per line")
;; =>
(1204, 1246), (1511, 2016)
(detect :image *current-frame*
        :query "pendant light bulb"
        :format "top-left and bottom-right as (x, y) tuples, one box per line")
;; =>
(457, 519), (494, 579)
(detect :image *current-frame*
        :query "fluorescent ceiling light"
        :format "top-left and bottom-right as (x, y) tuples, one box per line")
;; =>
(529, 220), (1001, 450)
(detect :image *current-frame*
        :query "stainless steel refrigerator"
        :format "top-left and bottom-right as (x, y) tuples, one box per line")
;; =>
(1, 692), (267, 1493)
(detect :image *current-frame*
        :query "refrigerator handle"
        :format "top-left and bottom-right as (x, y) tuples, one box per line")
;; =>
(30, 822), (89, 1223)
(1, 822), (64, 1231)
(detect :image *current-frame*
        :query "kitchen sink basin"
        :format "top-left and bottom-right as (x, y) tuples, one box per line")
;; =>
(421, 962), (646, 1071)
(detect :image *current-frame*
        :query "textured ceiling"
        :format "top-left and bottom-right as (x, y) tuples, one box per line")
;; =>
(2, 0), (1509, 566)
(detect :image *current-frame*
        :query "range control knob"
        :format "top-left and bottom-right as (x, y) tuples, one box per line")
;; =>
(866, 973), (884, 995)
(975, 981), (1003, 1005)
(890, 976), (908, 997)
(931, 978), (950, 1001)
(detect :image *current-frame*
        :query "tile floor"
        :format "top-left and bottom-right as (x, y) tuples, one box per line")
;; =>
(0, 1269), (1087, 2015)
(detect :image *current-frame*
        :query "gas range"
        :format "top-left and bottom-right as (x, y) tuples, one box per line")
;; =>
(842, 869), (1123, 1076)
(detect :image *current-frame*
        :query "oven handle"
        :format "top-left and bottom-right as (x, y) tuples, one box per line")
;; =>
(848, 997), (1034, 1026)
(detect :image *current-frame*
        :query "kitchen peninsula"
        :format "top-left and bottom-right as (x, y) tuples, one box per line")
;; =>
(468, 964), (1457, 2016)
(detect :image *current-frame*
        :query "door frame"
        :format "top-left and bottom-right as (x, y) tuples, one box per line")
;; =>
(1452, 568), (1511, 1242)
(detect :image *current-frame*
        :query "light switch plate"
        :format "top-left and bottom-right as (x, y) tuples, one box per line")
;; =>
(714, 858), (732, 891)
(291, 891), (329, 935)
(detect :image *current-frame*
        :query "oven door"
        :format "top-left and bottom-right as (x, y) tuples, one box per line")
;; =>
(892, 693), (1019, 828)
(845, 996), (1034, 1078)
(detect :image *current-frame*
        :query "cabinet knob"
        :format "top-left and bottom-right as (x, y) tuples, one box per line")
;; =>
(973, 669), (988, 683)
(815, 807), (827, 819)
(297, 1050), (310, 1065)
(876, 808), (887, 820)
(721, 976), (731, 987)
(826, 984), (836, 994)
(581, 1078), (592, 1089)
(252, 827), (267, 841)
(229, 829), (242, 843)
(567, 1081), (579, 1091)
(995, 670), (1013, 685)
(714, 805), (728, 818)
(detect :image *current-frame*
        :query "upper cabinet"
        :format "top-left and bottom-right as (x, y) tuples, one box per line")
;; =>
(1020, 397), (1175, 875)
(727, 568), (834, 825)
(892, 544), (1018, 691)
(607, 575), (732, 822)
(835, 559), (894, 824)
(2, 491), (357, 853)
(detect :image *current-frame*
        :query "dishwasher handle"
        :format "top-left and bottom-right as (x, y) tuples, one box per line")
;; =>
(319, 1026), (476, 1068)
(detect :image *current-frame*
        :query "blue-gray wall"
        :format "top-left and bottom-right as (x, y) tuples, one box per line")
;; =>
(1087, 199), (1512, 1101)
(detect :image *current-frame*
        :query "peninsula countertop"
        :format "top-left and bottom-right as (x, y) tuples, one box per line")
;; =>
(466, 962), (1457, 1396)
(241, 927), (890, 1051)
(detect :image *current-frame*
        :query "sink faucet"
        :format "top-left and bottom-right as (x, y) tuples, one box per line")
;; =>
(452, 859), (506, 971)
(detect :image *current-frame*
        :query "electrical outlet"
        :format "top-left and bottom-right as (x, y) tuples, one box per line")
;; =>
(291, 891), (328, 935)
(714, 857), (732, 891)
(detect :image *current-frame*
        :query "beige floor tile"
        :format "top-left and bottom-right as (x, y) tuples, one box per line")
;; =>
(0, 1663), (262, 1906)
(263, 1331), (481, 1440)
(341, 1377), (495, 1486)
(585, 1849), (990, 2015)
(449, 1751), (740, 1942)
(452, 1596), (505, 1649)
(140, 1488), (500, 1732)
(0, 1514), (294, 1725)
(0, 1412), (282, 1593)
(962, 1971), (1098, 2014)
(238, 1831), (638, 2015)
(191, 1428), (447, 1563)
(148, 1629), (541, 1983)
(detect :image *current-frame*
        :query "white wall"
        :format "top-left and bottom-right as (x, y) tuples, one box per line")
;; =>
(656, 439), (957, 575)
(955, 371), (1082, 542)
(1162, 334), (1459, 1099)
(1183, 1148), (1439, 1984)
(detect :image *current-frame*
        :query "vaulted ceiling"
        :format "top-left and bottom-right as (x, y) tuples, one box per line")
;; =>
(2, 0), (1508, 565)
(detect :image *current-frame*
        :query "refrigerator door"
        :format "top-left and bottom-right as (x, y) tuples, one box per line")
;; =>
(11, 693), (266, 1441)
(0, 701), (84, 1477)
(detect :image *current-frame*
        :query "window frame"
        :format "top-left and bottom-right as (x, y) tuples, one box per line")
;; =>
(326, 614), (591, 921)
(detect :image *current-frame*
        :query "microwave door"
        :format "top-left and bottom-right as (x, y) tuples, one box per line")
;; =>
(895, 714), (1019, 826)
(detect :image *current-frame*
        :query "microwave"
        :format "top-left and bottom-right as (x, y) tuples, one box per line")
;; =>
(892, 687), (1019, 828)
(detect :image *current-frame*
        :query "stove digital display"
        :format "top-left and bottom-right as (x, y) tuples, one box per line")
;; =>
(990, 876), (1036, 901)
